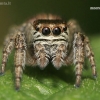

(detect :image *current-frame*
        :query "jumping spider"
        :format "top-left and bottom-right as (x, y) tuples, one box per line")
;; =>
(0, 14), (97, 90)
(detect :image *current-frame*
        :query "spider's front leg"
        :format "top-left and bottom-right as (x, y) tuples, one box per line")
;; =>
(0, 34), (15, 74)
(73, 32), (84, 87)
(84, 36), (97, 78)
(14, 32), (26, 90)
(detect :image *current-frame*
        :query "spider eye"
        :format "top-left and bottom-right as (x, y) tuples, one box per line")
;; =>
(42, 27), (50, 35)
(35, 27), (39, 31)
(52, 27), (61, 35)
(63, 26), (67, 31)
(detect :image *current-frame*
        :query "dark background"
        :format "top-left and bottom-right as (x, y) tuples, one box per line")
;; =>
(0, 0), (100, 46)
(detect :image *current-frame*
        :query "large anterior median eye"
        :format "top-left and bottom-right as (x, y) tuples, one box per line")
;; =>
(42, 27), (50, 35)
(52, 27), (61, 35)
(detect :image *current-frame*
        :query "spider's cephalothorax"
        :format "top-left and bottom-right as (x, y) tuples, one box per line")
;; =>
(0, 14), (97, 90)
(32, 19), (69, 69)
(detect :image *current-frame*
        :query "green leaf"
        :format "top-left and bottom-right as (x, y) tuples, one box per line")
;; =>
(0, 35), (100, 100)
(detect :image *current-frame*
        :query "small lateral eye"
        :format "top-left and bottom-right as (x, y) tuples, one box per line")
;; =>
(52, 27), (61, 35)
(63, 26), (67, 31)
(42, 27), (50, 35)
(35, 27), (39, 31)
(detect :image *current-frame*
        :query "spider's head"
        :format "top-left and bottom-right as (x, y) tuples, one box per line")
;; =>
(30, 14), (69, 69)
(33, 19), (67, 36)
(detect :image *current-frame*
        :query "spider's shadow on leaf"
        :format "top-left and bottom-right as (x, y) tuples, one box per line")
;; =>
(23, 63), (94, 87)
(24, 63), (76, 86)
